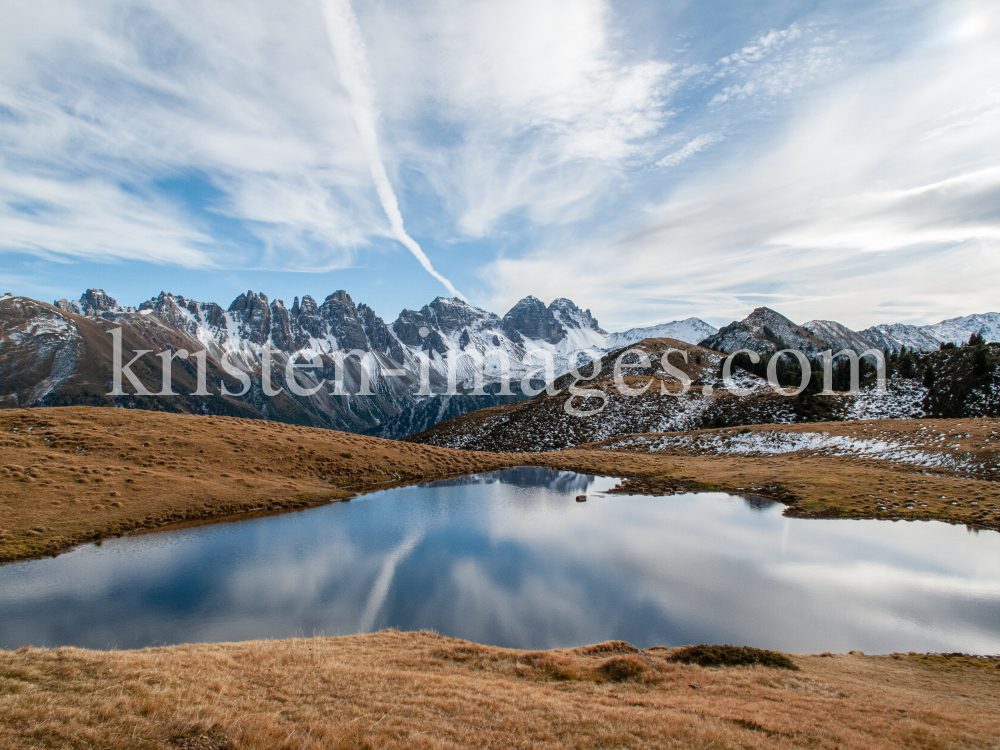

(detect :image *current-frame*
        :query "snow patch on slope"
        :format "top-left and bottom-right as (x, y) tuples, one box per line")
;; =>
(605, 318), (718, 349)
(604, 429), (981, 473)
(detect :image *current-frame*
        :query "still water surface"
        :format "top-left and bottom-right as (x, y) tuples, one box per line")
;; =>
(2, 467), (999, 653)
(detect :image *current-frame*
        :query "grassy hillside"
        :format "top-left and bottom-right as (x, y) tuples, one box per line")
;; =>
(0, 406), (519, 563)
(2, 631), (998, 749)
(3, 407), (1000, 748)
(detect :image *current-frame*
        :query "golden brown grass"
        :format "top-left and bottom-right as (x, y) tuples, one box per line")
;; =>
(2, 631), (998, 749)
(0, 407), (520, 563)
(2, 408), (998, 564)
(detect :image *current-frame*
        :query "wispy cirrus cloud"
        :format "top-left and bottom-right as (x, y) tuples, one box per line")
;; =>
(0, 170), (216, 267)
(710, 23), (842, 105)
(0, 0), (381, 272)
(482, 3), (1000, 329)
(0, 0), (682, 289)
(359, 0), (678, 236)
(717, 24), (804, 69)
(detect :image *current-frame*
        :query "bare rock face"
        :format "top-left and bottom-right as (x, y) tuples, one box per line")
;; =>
(79, 289), (119, 315)
(426, 297), (500, 334)
(55, 289), (125, 318)
(499, 296), (604, 345)
(201, 301), (227, 329)
(269, 299), (293, 352)
(137, 292), (198, 328)
(548, 298), (604, 334)
(228, 290), (271, 345)
(392, 297), (500, 354)
(317, 291), (370, 352)
(359, 303), (403, 361)
(291, 295), (323, 343)
(502, 296), (563, 344)
(393, 305), (448, 354)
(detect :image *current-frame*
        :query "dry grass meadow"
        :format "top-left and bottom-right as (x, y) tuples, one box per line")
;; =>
(3, 630), (1000, 750)
(538, 418), (1000, 529)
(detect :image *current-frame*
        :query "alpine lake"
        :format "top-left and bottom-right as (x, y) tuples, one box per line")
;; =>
(2, 467), (998, 654)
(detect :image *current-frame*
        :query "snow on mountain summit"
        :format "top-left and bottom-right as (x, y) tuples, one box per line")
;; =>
(861, 313), (1000, 351)
(699, 307), (828, 356)
(923, 313), (1000, 346)
(604, 318), (717, 349)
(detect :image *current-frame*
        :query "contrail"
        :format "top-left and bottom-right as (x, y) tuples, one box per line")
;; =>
(358, 528), (424, 633)
(321, 0), (465, 300)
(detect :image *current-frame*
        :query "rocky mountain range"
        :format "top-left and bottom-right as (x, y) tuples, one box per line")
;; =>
(3, 288), (998, 437)
(4, 288), (719, 435)
(852, 314), (1000, 351)
(698, 307), (1000, 358)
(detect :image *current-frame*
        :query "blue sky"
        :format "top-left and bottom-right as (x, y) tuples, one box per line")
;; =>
(1, 0), (998, 330)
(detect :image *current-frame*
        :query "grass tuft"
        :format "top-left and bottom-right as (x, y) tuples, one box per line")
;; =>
(667, 644), (799, 670)
(597, 655), (650, 682)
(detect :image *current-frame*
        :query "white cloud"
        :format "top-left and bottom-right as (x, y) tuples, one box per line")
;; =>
(482, 8), (1000, 330)
(0, 170), (216, 267)
(0, 0), (380, 270)
(360, 0), (677, 236)
(0, 0), (678, 277)
(711, 23), (840, 105)
(657, 132), (723, 168)
(717, 24), (803, 70)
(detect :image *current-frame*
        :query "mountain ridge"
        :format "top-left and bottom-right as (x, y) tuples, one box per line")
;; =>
(6, 288), (999, 438)
(4, 289), (715, 436)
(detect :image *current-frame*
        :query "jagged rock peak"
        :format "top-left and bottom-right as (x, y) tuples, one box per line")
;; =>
(426, 297), (498, 332)
(228, 289), (269, 313)
(227, 290), (272, 345)
(548, 297), (604, 334)
(318, 291), (371, 351)
(320, 291), (360, 321)
(359, 302), (404, 361)
(80, 289), (118, 312)
(55, 289), (130, 316)
(323, 290), (356, 308)
(392, 297), (498, 348)
(298, 295), (320, 317)
(502, 296), (564, 344)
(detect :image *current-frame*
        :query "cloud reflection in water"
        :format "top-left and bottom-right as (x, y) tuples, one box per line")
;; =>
(1, 468), (998, 654)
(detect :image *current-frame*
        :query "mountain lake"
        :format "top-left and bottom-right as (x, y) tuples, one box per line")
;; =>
(2, 467), (998, 654)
